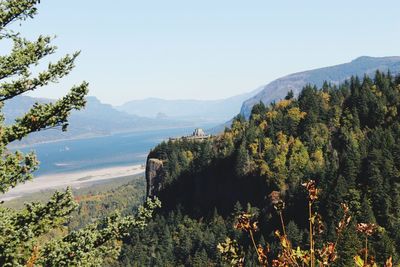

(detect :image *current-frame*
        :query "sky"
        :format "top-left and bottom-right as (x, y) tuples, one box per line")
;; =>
(12, 0), (400, 105)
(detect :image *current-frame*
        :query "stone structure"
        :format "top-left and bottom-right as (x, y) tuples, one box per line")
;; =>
(170, 128), (210, 142)
(193, 128), (206, 137)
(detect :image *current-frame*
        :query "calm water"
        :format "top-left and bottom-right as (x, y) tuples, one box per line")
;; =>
(17, 127), (209, 176)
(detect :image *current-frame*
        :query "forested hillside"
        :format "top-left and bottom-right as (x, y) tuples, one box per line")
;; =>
(123, 71), (400, 266)
(241, 56), (400, 118)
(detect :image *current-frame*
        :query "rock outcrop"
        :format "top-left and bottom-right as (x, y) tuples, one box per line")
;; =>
(145, 158), (165, 197)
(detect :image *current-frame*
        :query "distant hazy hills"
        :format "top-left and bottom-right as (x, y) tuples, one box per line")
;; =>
(117, 88), (262, 123)
(5, 90), (258, 145)
(4, 96), (195, 146)
(7, 56), (400, 145)
(241, 56), (400, 118)
(3, 88), (261, 145)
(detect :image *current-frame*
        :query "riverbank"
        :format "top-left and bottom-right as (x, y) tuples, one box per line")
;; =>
(0, 164), (145, 201)
(8, 124), (209, 150)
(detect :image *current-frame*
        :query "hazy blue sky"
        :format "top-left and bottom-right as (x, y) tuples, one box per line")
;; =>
(15, 0), (400, 105)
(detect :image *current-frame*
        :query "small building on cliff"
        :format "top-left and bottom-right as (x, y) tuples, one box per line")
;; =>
(169, 128), (210, 142)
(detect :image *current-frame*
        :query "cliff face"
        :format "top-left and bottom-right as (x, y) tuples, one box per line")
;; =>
(145, 158), (165, 197)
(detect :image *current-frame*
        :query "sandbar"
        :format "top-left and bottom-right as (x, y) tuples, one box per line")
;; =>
(0, 164), (145, 201)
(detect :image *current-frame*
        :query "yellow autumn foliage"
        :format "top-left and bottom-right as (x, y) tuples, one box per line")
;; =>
(371, 84), (383, 97)
(259, 121), (268, 131)
(320, 91), (330, 103)
(287, 107), (307, 122)
(263, 137), (273, 151)
(266, 110), (278, 120)
(288, 138), (310, 171)
(273, 132), (289, 172)
(185, 150), (194, 162)
(249, 139), (259, 156)
(311, 149), (324, 169)
(275, 99), (292, 109)
(258, 160), (273, 177)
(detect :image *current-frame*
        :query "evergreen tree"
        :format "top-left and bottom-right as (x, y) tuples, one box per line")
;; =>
(335, 223), (361, 267)
(358, 195), (376, 224)
(235, 141), (252, 176)
(286, 220), (302, 248)
(192, 248), (208, 267)
(0, 1), (160, 266)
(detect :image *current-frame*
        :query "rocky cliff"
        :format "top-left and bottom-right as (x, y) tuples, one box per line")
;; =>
(145, 158), (165, 197)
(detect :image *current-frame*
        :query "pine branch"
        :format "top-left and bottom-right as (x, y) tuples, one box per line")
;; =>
(0, 0), (40, 31)
(2, 81), (88, 144)
(0, 188), (77, 265)
(0, 150), (38, 193)
(15, 188), (78, 240)
(38, 198), (161, 267)
(0, 52), (80, 102)
(0, 36), (56, 81)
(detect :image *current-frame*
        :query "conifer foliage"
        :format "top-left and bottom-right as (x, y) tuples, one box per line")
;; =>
(144, 71), (400, 265)
(0, 1), (160, 266)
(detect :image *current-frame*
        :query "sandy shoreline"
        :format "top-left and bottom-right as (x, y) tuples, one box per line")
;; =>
(0, 164), (146, 201)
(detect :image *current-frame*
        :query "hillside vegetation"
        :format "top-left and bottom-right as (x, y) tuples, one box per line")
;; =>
(241, 56), (400, 118)
(130, 71), (400, 266)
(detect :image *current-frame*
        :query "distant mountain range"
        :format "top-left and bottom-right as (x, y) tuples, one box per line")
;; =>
(240, 56), (400, 118)
(5, 90), (259, 145)
(117, 88), (262, 123)
(4, 96), (197, 146)
(7, 56), (400, 145)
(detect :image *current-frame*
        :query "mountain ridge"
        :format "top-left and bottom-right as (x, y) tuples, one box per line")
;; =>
(4, 95), (196, 146)
(240, 56), (400, 118)
(117, 87), (263, 122)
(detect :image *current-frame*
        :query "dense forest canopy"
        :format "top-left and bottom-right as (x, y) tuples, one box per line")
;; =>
(129, 71), (400, 266)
